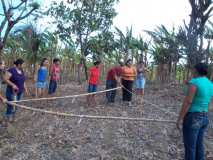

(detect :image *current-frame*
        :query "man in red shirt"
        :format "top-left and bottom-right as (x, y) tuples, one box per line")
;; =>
(106, 62), (124, 103)
(87, 61), (101, 106)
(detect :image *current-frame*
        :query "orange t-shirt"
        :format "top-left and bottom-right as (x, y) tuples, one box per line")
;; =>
(88, 66), (100, 85)
(121, 66), (136, 81)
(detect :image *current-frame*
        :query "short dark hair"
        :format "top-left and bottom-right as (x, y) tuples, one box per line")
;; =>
(14, 58), (24, 66)
(53, 58), (60, 63)
(194, 63), (208, 76)
(40, 58), (48, 66)
(94, 60), (101, 66)
(118, 61), (124, 66)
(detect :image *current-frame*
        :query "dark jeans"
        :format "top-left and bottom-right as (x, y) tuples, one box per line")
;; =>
(106, 80), (117, 103)
(5, 88), (22, 118)
(121, 79), (133, 102)
(48, 80), (57, 94)
(183, 112), (209, 160)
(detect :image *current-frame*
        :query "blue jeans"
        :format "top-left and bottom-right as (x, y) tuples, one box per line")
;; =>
(106, 80), (117, 103)
(87, 84), (97, 93)
(5, 88), (22, 118)
(183, 112), (209, 160)
(48, 80), (57, 94)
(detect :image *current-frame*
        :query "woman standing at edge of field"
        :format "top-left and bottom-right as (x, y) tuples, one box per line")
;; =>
(177, 63), (213, 160)
(121, 59), (136, 107)
(0, 60), (7, 103)
(4, 58), (29, 125)
(135, 61), (149, 104)
(48, 58), (61, 96)
(35, 58), (49, 97)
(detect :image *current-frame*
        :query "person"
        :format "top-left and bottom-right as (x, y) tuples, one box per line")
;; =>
(105, 62), (124, 103)
(48, 58), (61, 95)
(135, 61), (149, 103)
(176, 63), (213, 160)
(36, 58), (49, 97)
(87, 61), (101, 106)
(0, 60), (7, 103)
(121, 59), (136, 106)
(4, 58), (28, 123)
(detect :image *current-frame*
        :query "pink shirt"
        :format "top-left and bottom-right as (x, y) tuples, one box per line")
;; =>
(50, 64), (60, 81)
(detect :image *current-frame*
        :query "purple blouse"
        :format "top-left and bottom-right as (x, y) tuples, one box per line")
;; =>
(7, 67), (26, 93)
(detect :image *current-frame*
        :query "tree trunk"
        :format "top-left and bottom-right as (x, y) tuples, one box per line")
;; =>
(77, 63), (82, 84)
(82, 57), (88, 80)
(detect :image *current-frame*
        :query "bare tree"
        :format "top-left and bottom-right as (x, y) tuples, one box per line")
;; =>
(0, 0), (39, 55)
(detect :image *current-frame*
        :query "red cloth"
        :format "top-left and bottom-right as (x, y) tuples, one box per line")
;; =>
(88, 66), (100, 85)
(106, 67), (122, 81)
(50, 64), (61, 81)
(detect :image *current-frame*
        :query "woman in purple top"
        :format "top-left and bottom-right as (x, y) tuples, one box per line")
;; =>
(4, 58), (28, 123)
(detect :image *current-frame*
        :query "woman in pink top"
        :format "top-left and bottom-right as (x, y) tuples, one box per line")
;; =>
(48, 58), (61, 95)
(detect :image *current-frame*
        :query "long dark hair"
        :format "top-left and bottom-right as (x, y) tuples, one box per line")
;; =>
(194, 63), (208, 76)
(40, 58), (48, 67)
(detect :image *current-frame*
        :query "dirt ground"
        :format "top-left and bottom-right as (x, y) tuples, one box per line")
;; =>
(0, 82), (212, 160)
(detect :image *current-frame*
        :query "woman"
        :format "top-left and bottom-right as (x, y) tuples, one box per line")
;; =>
(177, 63), (213, 160)
(48, 58), (61, 95)
(36, 58), (49, 97)
(121, 59), (136, 106)
(135, 61), (149, 103)
(0, 60), (7, 102)
(4, 58), (28, 123)
(87, 61), (101, 106)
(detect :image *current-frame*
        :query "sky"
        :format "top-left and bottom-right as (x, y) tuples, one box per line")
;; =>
(36, 0), (192, 37)
(113, 0), (191, 36)
(2, 0), (212, 37)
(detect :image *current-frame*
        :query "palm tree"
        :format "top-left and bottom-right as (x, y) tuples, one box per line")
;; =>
(132, 36), (149, 65)
(146, 25), (181, 82)
(115, 26), (135, 61)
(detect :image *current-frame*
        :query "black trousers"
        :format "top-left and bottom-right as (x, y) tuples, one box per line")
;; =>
(122, 79), (133, 102)
(106, 80), (117, 102)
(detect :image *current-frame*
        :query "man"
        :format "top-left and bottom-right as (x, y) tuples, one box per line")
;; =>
(106, 62), (124, 103)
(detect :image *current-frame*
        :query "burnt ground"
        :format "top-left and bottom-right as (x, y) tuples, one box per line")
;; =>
(0, 82), (212, 160)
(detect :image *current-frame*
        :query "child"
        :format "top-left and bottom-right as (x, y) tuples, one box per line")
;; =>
(36, 58), (49, 97)
(48, 58), (61, 95)
(87, 61), (101, 106)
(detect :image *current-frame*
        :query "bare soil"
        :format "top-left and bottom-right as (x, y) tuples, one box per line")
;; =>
(0, 82), (212, 160)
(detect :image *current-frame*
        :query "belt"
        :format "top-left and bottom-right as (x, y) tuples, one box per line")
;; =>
(187, 112), (208, 116)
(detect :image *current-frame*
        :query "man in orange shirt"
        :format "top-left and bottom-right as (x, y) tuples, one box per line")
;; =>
(87, 61), (101, 106)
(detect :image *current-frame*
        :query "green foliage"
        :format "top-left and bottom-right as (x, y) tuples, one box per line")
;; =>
(47, 0), (118, 59)
(146, 25), (181, 65)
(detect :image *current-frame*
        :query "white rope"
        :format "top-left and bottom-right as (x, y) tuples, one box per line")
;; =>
(143, 100), (178, 116)
(8, 84), (178, 122)
(121, 85), (178, 116)
(14, 87), (122, 103)
(6, 101), (176, 123)
(13, 85), (178, 116)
